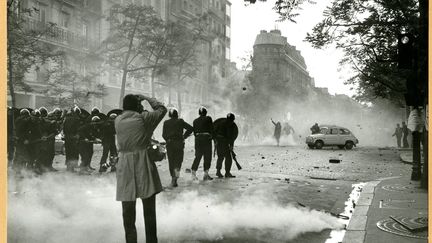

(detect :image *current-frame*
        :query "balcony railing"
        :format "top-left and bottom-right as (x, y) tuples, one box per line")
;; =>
(25, 18), (100, 51)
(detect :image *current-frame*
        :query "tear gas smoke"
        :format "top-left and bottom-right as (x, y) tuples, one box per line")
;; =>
(8, 173), (343, 242)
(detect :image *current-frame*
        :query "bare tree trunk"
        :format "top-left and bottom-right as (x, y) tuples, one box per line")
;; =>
(119, 69), (128, 108)
(177, 90), (182, 116)
(150, 69), (156, 98)
(8, 50), (16, 108)
(168, 82), (172, 105)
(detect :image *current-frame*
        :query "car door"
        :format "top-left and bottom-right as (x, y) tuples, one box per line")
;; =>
(325, 128), (339, 145)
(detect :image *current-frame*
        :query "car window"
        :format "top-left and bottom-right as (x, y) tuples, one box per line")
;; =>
(330, 128), (339, 134)
(340, 128), (350, 135)
(320, 128), (328, 134)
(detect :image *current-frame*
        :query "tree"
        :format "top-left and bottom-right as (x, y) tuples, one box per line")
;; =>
(103, 3), (164, 107)
(7, 0), (61, 107)
(43, 54), (105, 109)
(245, 0), (315, 22)
(162, 17), (208, 114)
(304, 0), (421, 105)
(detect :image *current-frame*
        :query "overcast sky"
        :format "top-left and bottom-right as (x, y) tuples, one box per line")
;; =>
(230, 0), (355, 96)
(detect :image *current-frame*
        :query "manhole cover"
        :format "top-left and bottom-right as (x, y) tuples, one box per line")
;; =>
(381, 184), (423, 192)
(377, 216), (428, 239)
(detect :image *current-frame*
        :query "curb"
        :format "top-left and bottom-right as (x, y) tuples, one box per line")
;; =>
(341, 177), (401, 243)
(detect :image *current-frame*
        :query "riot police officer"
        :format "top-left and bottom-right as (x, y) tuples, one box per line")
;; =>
(99, 113), (118, 173)
(214, 113), (238, 178)
(162, 108), (193, 187)
(13, 109), (32, 171)
(63, 107), (81, 172)
(191, 107), (213, 181)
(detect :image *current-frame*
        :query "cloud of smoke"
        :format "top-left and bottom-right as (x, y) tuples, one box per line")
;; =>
(8, 173), (342, 242)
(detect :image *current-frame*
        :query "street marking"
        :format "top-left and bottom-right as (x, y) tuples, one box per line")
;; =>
(325, 182), (366, 243)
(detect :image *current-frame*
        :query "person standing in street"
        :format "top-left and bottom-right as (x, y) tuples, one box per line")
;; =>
(63, 107), (81, 172)
(78, 116), (101, 173)
(271, 118), (282, 146)
(191, 107), (214, 181)
(162, 108), (193, 187)
(392, 123), (403, 148)
(13, 109), (32, 172)
(115, 94), (167, 243)
(99, 113), (118, 173)
(402, 121), (410, 148)
(214, 113), (238, 178)
(310, 123), (320, 134)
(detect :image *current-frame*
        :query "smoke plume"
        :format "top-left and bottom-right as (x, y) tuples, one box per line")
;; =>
(8, 172), (343, 242)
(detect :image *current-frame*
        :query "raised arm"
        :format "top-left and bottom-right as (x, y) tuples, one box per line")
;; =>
(182, 119), (194, 139)
(141, 96), (168, 132)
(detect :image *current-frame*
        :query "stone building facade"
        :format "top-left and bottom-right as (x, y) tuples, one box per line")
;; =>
(10, 0), (232, 116)
(252, 29), (313, 96)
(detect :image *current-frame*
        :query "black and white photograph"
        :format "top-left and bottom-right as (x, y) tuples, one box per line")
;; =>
(5, 0), (429, 242)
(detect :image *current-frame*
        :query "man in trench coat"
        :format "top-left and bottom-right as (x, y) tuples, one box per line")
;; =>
(115, 94), (167, 243)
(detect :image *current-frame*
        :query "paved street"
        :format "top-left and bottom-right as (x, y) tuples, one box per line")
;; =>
(8, 143), (424, 243)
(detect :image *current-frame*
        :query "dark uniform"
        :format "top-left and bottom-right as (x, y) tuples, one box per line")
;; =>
(310, 123), (320, 134)
(13, 114), (32, 171)
(99, 118), (118, 172)
(63, 112), (81, 171)
(28, 115), (44, 172)
(162, 117), (193, 181)
(39, 115), (59, 171)
(191, 115), (213, 174)
(7, 108), (15, 167)
(271, 120), (282, 146)
(214, 117), (238, 178)
(402, 122), (409, 148)
(78, 119), (101, 171)
(392, 124), (403, 148)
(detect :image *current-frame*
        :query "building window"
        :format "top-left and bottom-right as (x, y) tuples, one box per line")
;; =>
(82, 21), (88, 38)
(60, 11), (70, 28)
(33, 1), (47, 23)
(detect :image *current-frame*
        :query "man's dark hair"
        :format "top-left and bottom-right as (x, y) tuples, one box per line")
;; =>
(199, 107), (207, 116)
(169, 108), (178, 118)
(123, 94), (140, 112)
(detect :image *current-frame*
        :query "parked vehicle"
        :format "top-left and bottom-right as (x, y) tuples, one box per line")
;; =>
(305, 125), (359, 150)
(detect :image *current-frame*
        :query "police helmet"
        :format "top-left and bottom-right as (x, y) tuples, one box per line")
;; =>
(91, 107), (100, 115)
(39, 107), (48, 117)
(227, 113), (235, 121)
(91, 116), (101, 122)
(33, 109), (41, 117)
(20, 109), (30, 116)
(109, 113), (117, 119)
(198, 106), (207, 116)
(73, 106), (81, 114)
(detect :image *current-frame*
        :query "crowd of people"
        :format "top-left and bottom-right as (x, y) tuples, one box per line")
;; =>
(8, 94), (240, 243)
(8, 106), (119, 175)
(8, 103), (240, 181)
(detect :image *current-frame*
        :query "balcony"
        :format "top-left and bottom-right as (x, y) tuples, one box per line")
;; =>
(25, 18), (100, 51)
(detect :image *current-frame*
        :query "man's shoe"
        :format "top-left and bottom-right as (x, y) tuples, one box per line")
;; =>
(170, 178), (178, 187)
(88, 165), (96, 170)
(203, 174), (213, 181)
(225, 173), (236, 178)
(216, 170), (223, 178)
(99, 166), (107, 173)
(191, 171), (198, 181)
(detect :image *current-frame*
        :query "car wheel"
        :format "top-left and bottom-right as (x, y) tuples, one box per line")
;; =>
(345, 141), (354, 150)
(308, 144), (315, 149)
(315, 140), (324, 149)
(337, 145), (345, 149)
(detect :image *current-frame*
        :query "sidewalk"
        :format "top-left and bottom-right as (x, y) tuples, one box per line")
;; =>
(342, 154), (428, 243)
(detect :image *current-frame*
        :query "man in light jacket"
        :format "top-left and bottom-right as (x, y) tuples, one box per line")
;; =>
(115, 94), (167, 243)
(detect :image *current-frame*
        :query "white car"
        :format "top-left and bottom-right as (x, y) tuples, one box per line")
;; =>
(306, 125), (359, 150)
